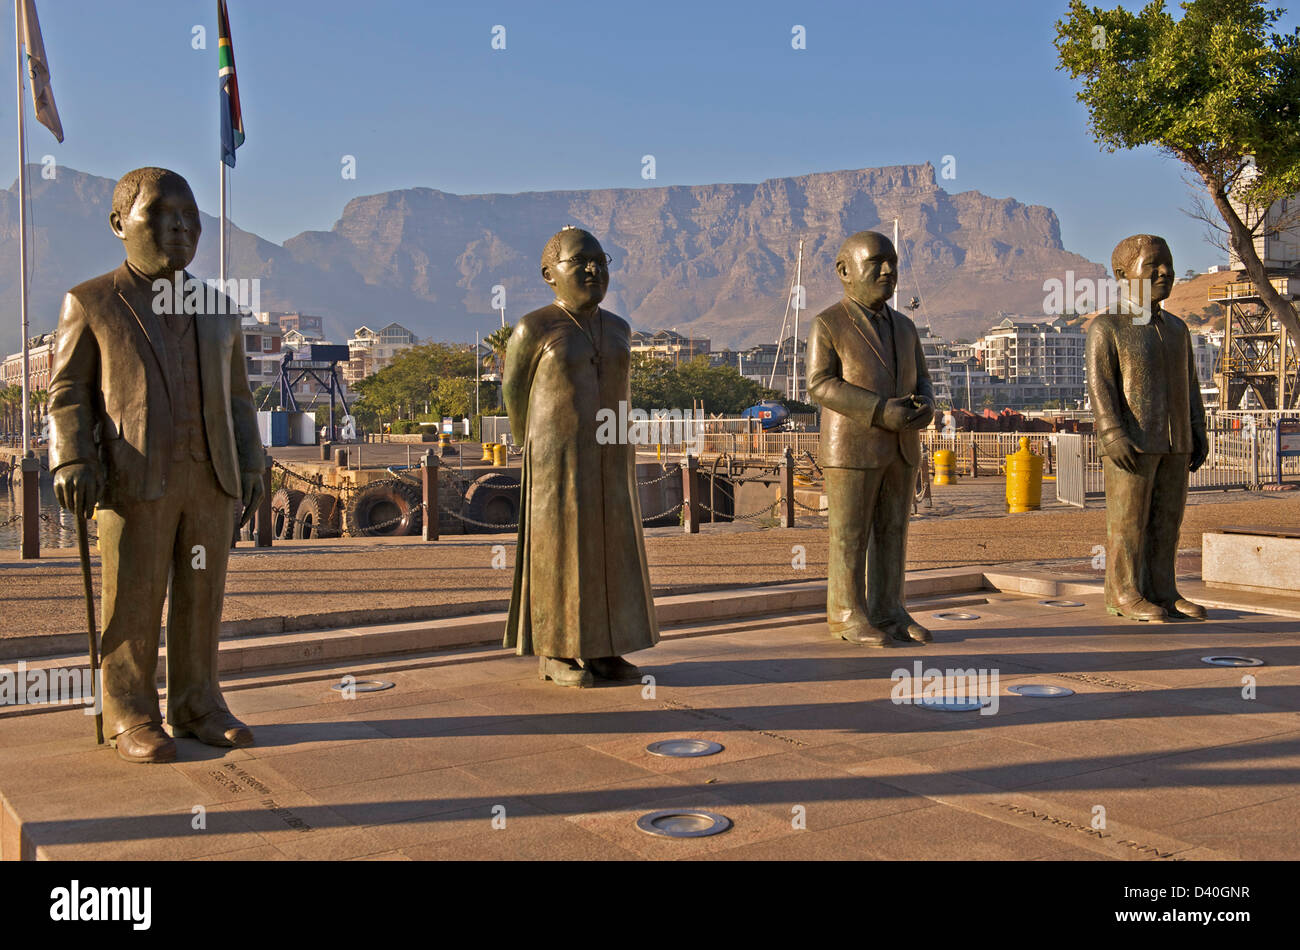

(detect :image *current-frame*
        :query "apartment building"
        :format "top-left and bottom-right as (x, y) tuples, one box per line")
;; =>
(345, 322), (419, 385)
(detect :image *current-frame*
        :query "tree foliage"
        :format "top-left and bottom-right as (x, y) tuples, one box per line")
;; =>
(629, 354), (781, 413)
(1054, 0), (1300, 338)
(351, 341), (477, 422)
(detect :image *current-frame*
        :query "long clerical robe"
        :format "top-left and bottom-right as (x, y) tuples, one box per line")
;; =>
(502, 303), (659, 658)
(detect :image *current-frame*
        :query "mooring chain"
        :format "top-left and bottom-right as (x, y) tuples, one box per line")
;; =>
(697, 498), (783, 521)
(445, 509), (519, 530)
(635, 466), (682, 488)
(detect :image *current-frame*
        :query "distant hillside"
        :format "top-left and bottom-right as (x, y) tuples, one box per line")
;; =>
(0, 163), (1106, 356)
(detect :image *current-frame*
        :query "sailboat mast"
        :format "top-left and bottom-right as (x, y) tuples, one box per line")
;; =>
(768, 270), (795, 391)
(790, 238), (804, 401)
(892, 217), (899, 312)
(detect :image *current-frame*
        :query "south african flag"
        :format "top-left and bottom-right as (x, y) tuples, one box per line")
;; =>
(218, 0), (243, 167)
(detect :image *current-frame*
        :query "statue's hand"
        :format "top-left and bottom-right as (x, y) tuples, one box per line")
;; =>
(877, 396), (918, 432)
(1108, 435), (1142, 474)
(904, 395), (935, 430)
(239, 473), (264, 529)
(54, 462), (99, 520)
(1189, 433), (1209, 473)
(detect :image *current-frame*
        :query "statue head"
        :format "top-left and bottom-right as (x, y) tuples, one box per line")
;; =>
(541, 226), (609, 311)
(1111, 234), (1174, 307)
(836, 231), (897, 312)
(110, 167), (200, 279)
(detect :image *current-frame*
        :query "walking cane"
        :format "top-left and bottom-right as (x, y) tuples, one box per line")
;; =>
(75, 512), (104, 745)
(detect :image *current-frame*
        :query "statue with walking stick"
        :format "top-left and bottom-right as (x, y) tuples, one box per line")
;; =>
(48, 167), (265, 763)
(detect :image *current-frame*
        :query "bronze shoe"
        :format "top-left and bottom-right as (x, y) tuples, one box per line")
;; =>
(585, 656), (642, 681)
(879, 614), (933, 644)
(1108, 598), (1168, 623)
(837, 622), (900, 647)
(1159, 598), (1207, 621)
(110, 722), (177, 764)
(171, 710), (254, 748)
(538, 656), (593, 688)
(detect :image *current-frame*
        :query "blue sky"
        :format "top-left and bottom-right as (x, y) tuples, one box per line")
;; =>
(7, 0), (1297, 273)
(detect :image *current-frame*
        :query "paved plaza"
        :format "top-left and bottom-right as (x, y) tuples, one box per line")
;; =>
(2, 586), (1296, 861)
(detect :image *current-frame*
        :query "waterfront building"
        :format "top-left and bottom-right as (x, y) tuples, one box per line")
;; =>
(345, 322), (419, 385)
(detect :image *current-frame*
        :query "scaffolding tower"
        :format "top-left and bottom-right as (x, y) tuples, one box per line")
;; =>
(1210, 274), (1300, 410)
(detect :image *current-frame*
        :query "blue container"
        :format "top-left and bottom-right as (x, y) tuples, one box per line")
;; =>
(741, 401), (789, 431)
(259, 409), (289, 447)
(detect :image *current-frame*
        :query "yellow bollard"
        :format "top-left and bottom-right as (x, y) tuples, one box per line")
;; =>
(1005, 437), (1043, 513)
(933, 449), (956, 485)
(480, 442), (495, 463)
(492, 443), (507, 467)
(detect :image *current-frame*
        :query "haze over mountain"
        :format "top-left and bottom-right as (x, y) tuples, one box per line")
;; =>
(0, 163), (1106, 358)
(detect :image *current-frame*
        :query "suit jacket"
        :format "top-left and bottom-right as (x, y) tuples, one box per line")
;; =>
(48, 262), (265, 503)
(1086, 308), (1206, 456)
(806, 298), (933, 468)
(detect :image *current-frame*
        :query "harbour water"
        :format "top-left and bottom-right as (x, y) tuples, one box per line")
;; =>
(0, 480), (85, 550)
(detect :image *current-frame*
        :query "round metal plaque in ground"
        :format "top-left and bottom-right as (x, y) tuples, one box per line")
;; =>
(1039, 599), (1085, 608)
(330, 679), (395, 693)
(646, 739), (724, 758)
(934, 610), (980, 621)
(1201, 655), (1265, 667)
(636, 809), (732, 839)
(917, 695), (987, 712)
(1007, 684), (1075, 698)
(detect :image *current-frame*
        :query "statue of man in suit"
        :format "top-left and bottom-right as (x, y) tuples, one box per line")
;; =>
(48, 167), (266, 762)
(807, 231), (935, 647)
(1087, 234), (1208, 622)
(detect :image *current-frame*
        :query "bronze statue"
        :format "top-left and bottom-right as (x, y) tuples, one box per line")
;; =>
(502, 227), (659, 686)
(806, 231), (935, 647)
(1087, 234), (1208, 622)
(48, 167), (265, 762)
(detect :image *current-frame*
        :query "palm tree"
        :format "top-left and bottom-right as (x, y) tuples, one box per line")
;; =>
(30, 388), (48, 436)
(0, 385), (17, 440)
(484, 324), (513, 378)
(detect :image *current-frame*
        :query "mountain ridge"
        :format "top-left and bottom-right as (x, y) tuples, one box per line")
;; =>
(0, 163), (1105, 356)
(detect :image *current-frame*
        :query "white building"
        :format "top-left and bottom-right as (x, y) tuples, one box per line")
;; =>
(630, 329), (711, 362)
(917, 326), (954, 407)
(980, 316), (1087, 401)
(346, 322), (418, 384)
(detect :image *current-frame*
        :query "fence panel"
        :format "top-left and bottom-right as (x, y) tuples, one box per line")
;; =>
(1055, 433), (1086, 507)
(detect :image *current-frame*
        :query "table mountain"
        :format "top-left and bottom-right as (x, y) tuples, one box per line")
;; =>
(0, 163), (1104, 356)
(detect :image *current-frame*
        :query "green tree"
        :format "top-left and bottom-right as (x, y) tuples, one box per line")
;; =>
(252, 385), (281, 411)
(0, 385), (18, 437)
(352, 341), (477, 422)
(629, 354), (780, 413)
(483, 324), (513, 377)
(1055, 0), (1300, 338)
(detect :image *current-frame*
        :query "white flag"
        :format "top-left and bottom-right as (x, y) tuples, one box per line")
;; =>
(18, 0), (63, 143)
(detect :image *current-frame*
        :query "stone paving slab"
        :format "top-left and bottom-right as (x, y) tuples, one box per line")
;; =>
(1, 589), (1297, 860)
(5, 488), (1293, 648)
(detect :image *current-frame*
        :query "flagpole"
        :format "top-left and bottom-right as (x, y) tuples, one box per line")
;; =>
(219, 160), (227, 287)
(14, 0), (30, 458)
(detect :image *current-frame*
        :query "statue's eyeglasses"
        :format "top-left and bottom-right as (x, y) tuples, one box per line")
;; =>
(558, 253), (613, 269)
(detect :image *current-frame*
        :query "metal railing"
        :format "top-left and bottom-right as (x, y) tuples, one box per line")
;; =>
(919, 431), (1058, 477)
(1054, 423), (1296, 506)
